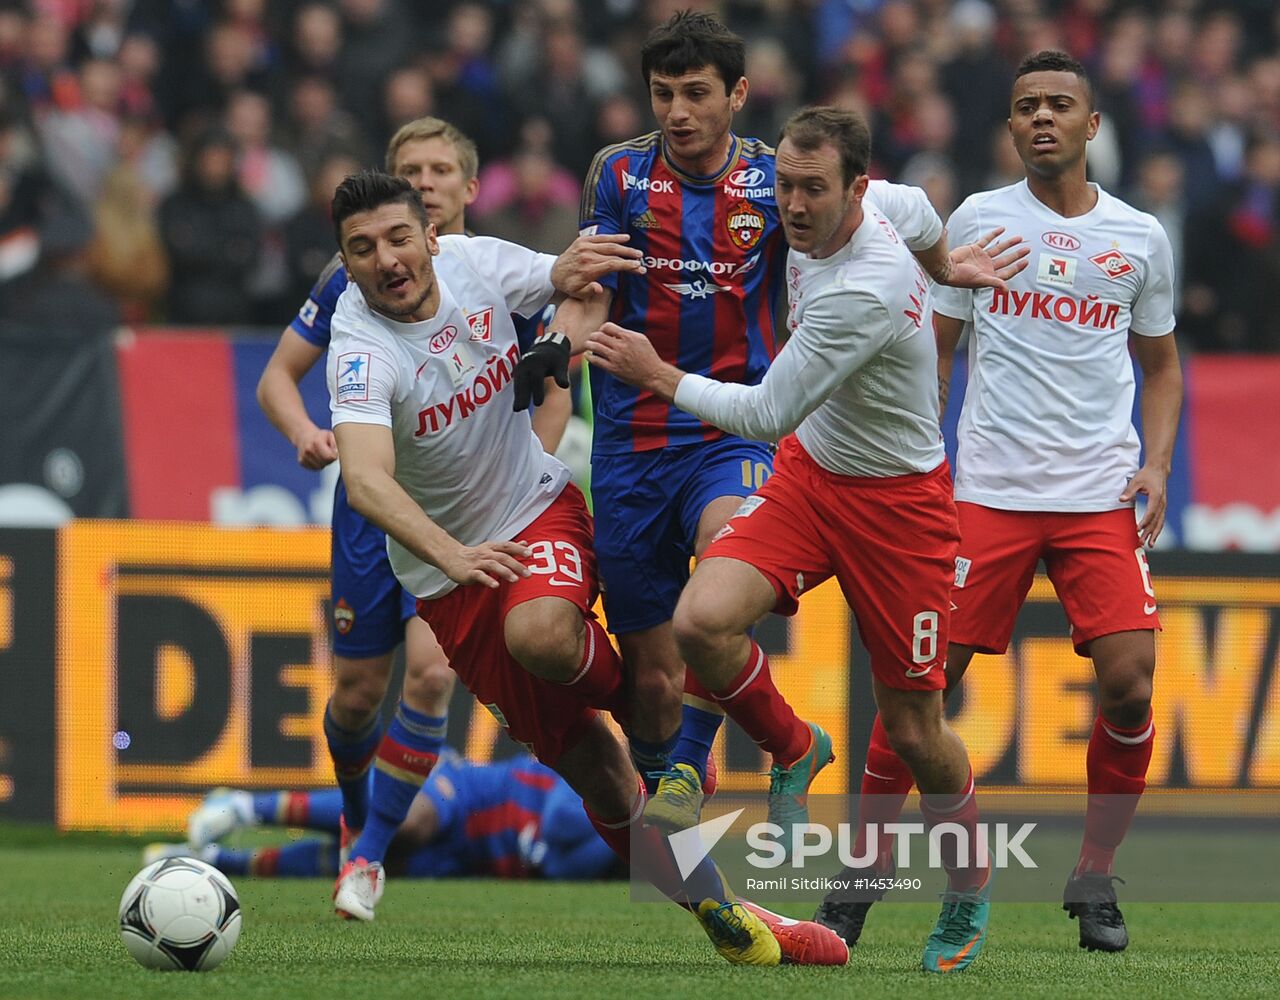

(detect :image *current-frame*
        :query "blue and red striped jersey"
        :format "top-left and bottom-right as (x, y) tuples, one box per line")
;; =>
(580, 131), (785, 454)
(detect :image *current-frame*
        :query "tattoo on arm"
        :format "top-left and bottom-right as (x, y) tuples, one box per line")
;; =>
(938, 376), (950, 417)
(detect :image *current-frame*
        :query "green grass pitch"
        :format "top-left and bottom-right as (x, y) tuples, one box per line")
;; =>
(1, 825), (1278, 1000)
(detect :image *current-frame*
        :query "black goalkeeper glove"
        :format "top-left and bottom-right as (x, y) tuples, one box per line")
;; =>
(512, 331), (571, 411)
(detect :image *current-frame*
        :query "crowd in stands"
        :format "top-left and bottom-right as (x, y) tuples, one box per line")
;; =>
(0, 0), (1277, 350)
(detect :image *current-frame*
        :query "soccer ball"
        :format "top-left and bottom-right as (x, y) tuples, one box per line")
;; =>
(118, 857), (242, 971)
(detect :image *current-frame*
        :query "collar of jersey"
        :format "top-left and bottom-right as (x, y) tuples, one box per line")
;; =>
(659, 134), (743, 187)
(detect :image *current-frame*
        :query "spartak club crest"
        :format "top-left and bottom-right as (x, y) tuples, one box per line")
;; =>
(727, 200), (765, 251)
(466, 307), (493, 343)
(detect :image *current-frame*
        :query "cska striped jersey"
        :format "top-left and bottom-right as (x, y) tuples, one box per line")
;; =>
(580, 131), (785, 455)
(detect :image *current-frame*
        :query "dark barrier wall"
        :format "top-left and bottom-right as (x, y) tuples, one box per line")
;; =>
(0, 523), (1276, 831)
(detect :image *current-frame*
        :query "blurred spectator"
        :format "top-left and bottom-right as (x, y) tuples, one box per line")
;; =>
(158, 128), (263, 323)
(900, 151), (958, 219)
(1158, 81), (1221, 215)
(1183, 132), (1280, 353)
(283, 74), (369, 179)
(287, 2), (342, 82)
(38, 57), (123, 204)
(1, 189), (121, 334)
(115, 32), (162, 121)
(475, 145), (581, 253)
(18, 16), (79, 113)
(335, 0), (411, 137)
(1127, 150), (1186, 302)
(224, 89), (305, 224)
(283, 148), (362, 309)
(472, 117), (579, 218)
(734, 38), (802, 145)
(86, 163), (168, 322)
(939, 0), (1010, 195)
(69, 0), (130, 64)
(375, 64), (436, 155)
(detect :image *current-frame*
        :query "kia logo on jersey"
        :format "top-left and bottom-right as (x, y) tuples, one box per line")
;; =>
(429, 326), (460, 354)
(728, 166), (767, 188)
(1042, 231), (1082, 252)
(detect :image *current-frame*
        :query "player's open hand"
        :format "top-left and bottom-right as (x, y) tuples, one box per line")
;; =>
(1121, 465), (1168, 547)
(585, 323), (665, 389)
(441, 540), (533, 589)
(945, 227), (1030, 290)
(551, 234), (646, 298)
(294, 426), (338, 469)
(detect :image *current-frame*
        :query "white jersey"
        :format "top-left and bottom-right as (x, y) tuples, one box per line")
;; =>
(932, 180), (1176, 512)
(674, 184), (946, 478)
(327, 235), (570, 599)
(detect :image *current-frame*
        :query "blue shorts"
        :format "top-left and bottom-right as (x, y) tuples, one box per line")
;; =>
(331, 477), (417, 658)
(591, 436), (773, 633)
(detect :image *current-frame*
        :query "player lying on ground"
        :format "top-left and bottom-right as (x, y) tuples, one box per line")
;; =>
(586, 106), (1029, 973)
(147, 751), (621, 882)
(323, 170), (845, 965)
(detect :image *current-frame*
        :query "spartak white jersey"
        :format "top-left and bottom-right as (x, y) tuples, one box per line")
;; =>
(327, 235), (569, 599)
(932, 180), (1176, 512)
(674, 184), (946, 478)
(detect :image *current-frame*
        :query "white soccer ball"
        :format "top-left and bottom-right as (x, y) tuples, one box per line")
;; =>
(118, 857), (242, 971)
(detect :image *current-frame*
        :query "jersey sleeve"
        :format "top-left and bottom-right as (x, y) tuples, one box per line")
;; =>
(327, 297), (398, 429)
(866, 180), (944, 251)
(1130, 220), (1177, 337)
(289, 254), (347, 348)
(672, 286), (895, 441)
(930, 197), (979, 321)
(578, 148), (626, 293)
(449, 235), (556, 319)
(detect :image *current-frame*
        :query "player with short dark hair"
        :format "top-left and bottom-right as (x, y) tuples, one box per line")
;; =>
(514, 10), (986, 844)
(256, 118), (574, 921)
(585, 102), (1028, 973)
(322, 169), (786, 964)
(824, 49), (1182, 955)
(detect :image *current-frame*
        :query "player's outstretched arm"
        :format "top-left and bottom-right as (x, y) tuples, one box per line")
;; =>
(257, 328), (336, 469)
(1123, 332), (1183, 548)
(549, 233), (645, 299)
(334, 422), (532, 588)
(914, 227), (1029, 290)
(513, 291), (613, 411)
(584, 322), (684, 401)
(590, 289), (880, 442)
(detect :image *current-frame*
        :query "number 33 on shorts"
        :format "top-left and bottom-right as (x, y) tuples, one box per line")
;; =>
(523, 539), (584, 588)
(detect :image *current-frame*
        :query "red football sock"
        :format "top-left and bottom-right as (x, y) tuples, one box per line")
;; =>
(854, 715), (916, 871)
(560, 618), (624, 712)
(585, 781), (699, 905)
(710, 642), (810, 766)
(1077, 712), (1154, 876)
(683, 670), (725, 714)
(919, 770), (988, 892)
(280, 791), (310, 827)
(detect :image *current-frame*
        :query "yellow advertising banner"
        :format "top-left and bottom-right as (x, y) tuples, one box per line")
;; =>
(54, 522), (1280, 831)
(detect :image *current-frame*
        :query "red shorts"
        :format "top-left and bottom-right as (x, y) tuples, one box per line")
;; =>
(702, 436), (959, 691)
(416, 484), (599, 764)
(950, 502), (1162, 656)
